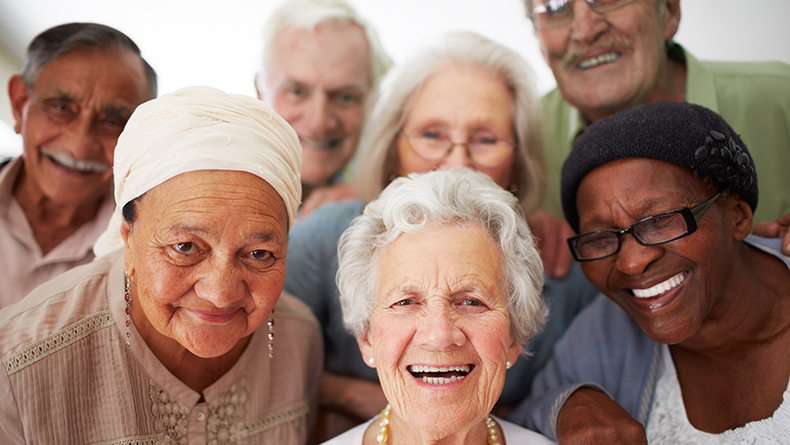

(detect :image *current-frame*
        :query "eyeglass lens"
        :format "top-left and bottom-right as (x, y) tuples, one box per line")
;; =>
(573, 211), (689, 260)
(531, 0), (636, 30)
(404, 132), (514, 166)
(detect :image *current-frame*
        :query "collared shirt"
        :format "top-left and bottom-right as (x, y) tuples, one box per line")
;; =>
(0, 156), (114, 307)
(0, 251), (323, 444)
(540, 43), (790, 225)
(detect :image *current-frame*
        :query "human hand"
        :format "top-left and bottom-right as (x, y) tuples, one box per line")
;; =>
(753, 211), (790, 255)
(300, 183), (359, 221)
(556, 388), (647, 445)
(527, 210), (575, 278)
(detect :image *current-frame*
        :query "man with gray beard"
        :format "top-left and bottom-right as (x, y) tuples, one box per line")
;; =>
(0, 23), (155, 307)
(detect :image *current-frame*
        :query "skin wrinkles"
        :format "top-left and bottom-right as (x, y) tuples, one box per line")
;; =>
(357, 224), (520, 444)
(122, 171), (288, 392)
(260, 22), (371, 189)
(537, 0), (685, 123)
(396, 64), (517, 190)
(576, 159), (753, 347)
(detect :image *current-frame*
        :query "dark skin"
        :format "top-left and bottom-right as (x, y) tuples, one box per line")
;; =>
(556, 158), (790, 443)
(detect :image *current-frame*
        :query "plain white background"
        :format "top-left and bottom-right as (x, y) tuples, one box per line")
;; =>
(1, 0), (789, 156)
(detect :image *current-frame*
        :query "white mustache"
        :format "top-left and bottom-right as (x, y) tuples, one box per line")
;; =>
(43, 150), (110, 174)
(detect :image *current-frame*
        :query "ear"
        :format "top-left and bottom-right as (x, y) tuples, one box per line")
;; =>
(8, 75), (30, 134)
(729, 195), (753, 241)
(121, 219), (137, 278)
(254, 72), (268, 102)
(662, 0), (682, 40)
(356, 330), (376, 368)
(507, 336), (524, 369)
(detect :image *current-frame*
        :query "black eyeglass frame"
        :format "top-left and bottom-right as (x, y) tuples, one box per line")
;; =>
(398, 131), (517, 167)
(567, 191), (722, 262)
(529, 0), (638, 30)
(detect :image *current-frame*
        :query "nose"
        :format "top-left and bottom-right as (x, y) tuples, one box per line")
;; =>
(414, 302), (466, 350)
(570, 0), (608, 43)
(440, 143), (475, 169)
(61, 114), (102, 159)
(614, 234), (664, 276)
(302, 93), (339, 135)
(194, 257), (247, 307)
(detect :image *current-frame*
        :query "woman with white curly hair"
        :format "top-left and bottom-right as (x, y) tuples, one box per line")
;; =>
(325, 168), (553, 444)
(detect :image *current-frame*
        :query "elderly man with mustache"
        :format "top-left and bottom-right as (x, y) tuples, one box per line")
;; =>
(0, 23), (156, 307)
(522, 0), (790, 280)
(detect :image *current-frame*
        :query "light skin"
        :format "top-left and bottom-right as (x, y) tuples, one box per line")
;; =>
(121, 170), (289, 393)
(557, 158), (790, 442)
(8, 46), (150, 254)
(258, 21), (370, 211)
(394, 64), (517, 190)
(357, 224), (521, 445)
(536, 0), (685, 123)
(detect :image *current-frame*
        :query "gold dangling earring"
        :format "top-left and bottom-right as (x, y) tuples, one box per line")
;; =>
(268, 308), (275, 359)
(124, 274), (132, 347)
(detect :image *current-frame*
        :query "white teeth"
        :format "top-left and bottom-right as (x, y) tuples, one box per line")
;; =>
(578, 52), (620, 70)
(409, 365), (471, 373)
(43, 151), (110, 173)
(421, 375), (466, 385)
(632, 272), (686, 298)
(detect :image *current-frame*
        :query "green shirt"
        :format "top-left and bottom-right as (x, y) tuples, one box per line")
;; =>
(541, 43), (790, 225)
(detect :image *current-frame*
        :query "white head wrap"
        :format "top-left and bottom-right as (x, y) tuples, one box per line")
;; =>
(94, 86), (301, 257)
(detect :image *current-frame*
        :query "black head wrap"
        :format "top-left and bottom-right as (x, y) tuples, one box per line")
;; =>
(561, 101), (758, 233)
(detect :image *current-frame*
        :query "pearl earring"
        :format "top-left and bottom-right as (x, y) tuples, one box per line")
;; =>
(368, 357), (375, 366)
(506, 361), (512, 369)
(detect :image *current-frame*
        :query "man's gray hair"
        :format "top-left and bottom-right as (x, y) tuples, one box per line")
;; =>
(260, 0), (392, 91)
(21, 22), (157, 99)
(337, 168), (547, 349)
(354, 31), (546, 217)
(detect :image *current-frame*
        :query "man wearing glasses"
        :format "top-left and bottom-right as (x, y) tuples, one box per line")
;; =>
(524, 0), (790, 279)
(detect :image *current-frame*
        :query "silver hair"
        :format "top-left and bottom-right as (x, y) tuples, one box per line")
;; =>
(22, 22), (157, 99)
(354, 30), (546, 217)
(258, 0), (393, 97)
(337, 168), (547, 349)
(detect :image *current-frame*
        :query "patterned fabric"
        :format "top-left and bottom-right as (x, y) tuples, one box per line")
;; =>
(0, 252), (322, 444)
(647, 345), (790, 444)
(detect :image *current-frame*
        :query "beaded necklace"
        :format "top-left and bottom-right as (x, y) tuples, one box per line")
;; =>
(375, 404), (502, 445)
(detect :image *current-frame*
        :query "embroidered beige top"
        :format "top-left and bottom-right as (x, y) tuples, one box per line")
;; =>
(0, 251), (323, 444)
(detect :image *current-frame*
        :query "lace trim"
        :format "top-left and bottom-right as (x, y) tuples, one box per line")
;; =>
(646, 345), (790, 443)
(89, 436), (156, 445)
(149, 381), (191, 444)
(206, 376), (249, 444)
(3, 311), (114, 375)
(245, 399), (309, 436)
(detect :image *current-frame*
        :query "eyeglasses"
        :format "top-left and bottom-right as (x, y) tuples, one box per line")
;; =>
(567, 191), (721, 261)
(399, 131), (516, 167)
(529, 0), (637, 30)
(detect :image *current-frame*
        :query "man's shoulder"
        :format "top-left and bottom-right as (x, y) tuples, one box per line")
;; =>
(701, 58), (790, 80)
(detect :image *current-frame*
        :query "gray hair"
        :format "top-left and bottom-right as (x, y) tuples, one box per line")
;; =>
(21, 22), (157, 99)
(338, 168), (547, 349)
(354, 30), (546, 217)
(259, 0), (393, 94)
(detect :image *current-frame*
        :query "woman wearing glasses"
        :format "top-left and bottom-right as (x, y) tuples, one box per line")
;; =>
(516, 101), (790, 443)
(283, 31), (599, 440)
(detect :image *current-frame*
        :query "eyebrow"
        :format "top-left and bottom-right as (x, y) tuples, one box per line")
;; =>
(169, 223), (284, 244)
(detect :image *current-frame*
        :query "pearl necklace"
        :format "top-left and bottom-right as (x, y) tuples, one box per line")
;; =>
(375, 404), (502, 445)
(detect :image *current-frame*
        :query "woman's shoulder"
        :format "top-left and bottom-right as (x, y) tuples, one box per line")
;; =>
(496, 416), (557, 444)
(275, 292), (321, 330)
(319, 417), (373, 445)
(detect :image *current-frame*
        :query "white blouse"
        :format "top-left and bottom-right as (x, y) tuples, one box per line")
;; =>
(647, 344), (790, 444)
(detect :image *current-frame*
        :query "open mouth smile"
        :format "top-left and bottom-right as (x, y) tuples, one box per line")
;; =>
(408, 364), (473, 385)
(577, 52), (621, 70)
(630, 272), (686, 298)
(43, 150), (110, 174)
(299, 137), (342, 150)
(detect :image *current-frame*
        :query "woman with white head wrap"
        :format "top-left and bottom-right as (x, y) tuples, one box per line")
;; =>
(0, 86), (322, 444)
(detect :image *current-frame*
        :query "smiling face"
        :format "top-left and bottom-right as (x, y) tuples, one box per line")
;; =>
(358, 223), (520, 438)
(395, 64), (517, 190)
(575, 158), (745, 345)
(262, 22), (371, 188)
(536, 0), (681, 122)
(121, 170), (288, 359)
(10, 46), (150, 208)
